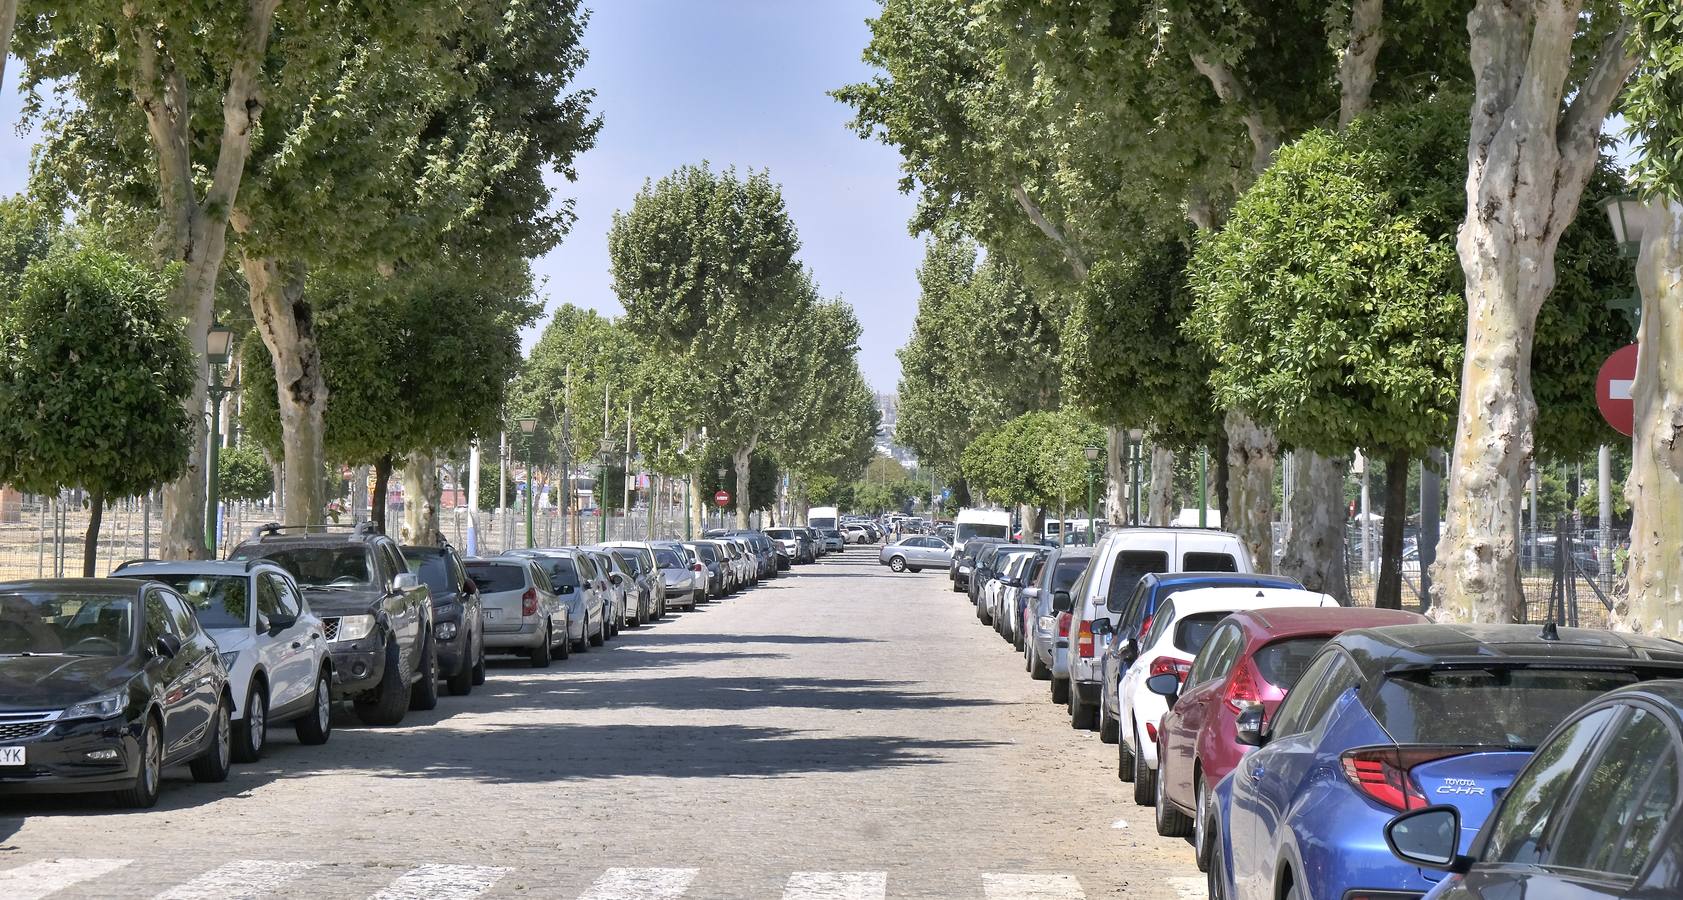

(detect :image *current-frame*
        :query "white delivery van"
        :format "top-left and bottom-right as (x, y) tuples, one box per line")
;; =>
(954, 507), (1012, 554)
(808, 506), (839, 531)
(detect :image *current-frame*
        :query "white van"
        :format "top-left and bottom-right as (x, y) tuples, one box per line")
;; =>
(953, 507), (1011, 553)
(808, 506), (839, 531)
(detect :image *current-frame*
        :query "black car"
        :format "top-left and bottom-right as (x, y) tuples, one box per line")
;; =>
(0, 579), (233, 807)
(951, 536), (1006, 593)
(1387, 677), (1683, 898)
(401, 544), (485, 697)
(230, 523), (434, 726)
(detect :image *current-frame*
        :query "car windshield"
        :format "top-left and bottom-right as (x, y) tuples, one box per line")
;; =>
(465, 563), (528, 594)
(692, 544), (718, 562)
(1251, 637), (1329, 689)
(611, 551), (641, 575)
(245, 546), (373, 588)
(140, 575), (249, 630)
(1372, 666), (1644, 746)
(537, 558), (581, 588)
(653, 548), (687, 568)
(766, 529), (794, 539)
(957, 523), (1009, 542)
(0, 591), (135, 656)
(402, 552), (455, 595)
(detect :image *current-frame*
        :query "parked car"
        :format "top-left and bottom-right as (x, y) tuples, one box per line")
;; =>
(0, 579), (233, 807)
(954, 507), (1011, 555)
(1108, 585), (1340, 809)
(603, 542), (669, 621)
(764, 528), (800, 569)
(982, 546), (1038, 635)
(1099, 572), (1307, 743)
(463, 557), (570, 665)
(951, 536), (1008, 593)
(579, 548), (629, 633)
(1024, 548), (1094, 684)
(879, 535), (953, 572)
(796, 527), (822, 561)
(647, 540), (704, 610)
(683, 541), (726, 598)
(818, 529), (846, 552)
(503, 548), (608, 649)
(1383, 678), (1683, 899)
(229, 522), (435, 726)
(842, 523), (872, 544)
(1209, 623), (1683, 900)
(593, 545), (656, 626)
(113, 560), (335, 762)
(1058, 528), (1254, 732)
(1152, 605), (1426, 869)
(400, 544), (485, 696)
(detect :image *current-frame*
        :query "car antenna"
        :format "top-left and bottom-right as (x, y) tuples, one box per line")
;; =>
(1541, 621), (1560, 641)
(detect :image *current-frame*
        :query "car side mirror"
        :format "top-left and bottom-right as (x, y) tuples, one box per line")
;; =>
(557, 583), (575, 594)
(1146, 673), (1182, 706)
(255, 612), (271, 634)
(1120, 637), (1140, 664)
(609, 573), (623, 586)
(392, 572), (422, 593)
(1090, 618), (1114, 636)
(1235, 705), (1268, 747)
(1385, 806), (1470, 873)
(154, 633), (182, 660)
(1051, 590), (1072, 613)
(462, 579), (477, 594)
(267, 614), (296, 635)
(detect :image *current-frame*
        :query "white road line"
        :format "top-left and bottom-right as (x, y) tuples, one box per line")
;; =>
(1165, 876), (1205, 900)
(783, 871), (888, 900)
(981, 873), (1087, 900)
(370, 864), (511, 900)
(0, 858), (132, 899)
(577, 867), (699, 900)
(155, 860), (320, 900)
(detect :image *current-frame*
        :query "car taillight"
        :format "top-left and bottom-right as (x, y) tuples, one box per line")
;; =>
(1340, 746), (1477, 811)
(692, 562), (704, 572)
(1224, 660), (1263, 714)
(521, 588), (538, 616)
(1138, 614), (1154, 637)
(1077, 620), (1096, 658)
(1057, 612), (1072, 638)
(1148, 655), (1192, 680)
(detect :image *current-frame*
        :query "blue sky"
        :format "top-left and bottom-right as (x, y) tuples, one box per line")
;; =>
(0, 1), (922, 391)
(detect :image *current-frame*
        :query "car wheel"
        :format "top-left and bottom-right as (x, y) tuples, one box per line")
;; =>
(888, 556), (906, 572)
(1098, 699), (1119, 744)
(1194, 775), (1214, 872)
(529, 623), (552, 667)
(189, 695), (233, 783)
(447, 637), (475, 697)
(1030, 649), (1051, 681)
(354, 639), (409, 726)
(1050, 677), (1069, 705)
(294, 668), (333, 746)
(1133, 729), (1156, 805)
(115, 714), (164, 808)
(470, 639), (487, 686)
(1069, 690), (1096, 730)
(409, 631), (440, 711)
(1118, 727), (1137, 782)
(1207, 821), (1230, 900)
(590, 612), (606, 646)
(556, 621), (571, 660)
(232, 682), (267, 763)
(1155, 755), (1192, 836)
(908, 566), (921, 573)
(951, 580), (964, 593)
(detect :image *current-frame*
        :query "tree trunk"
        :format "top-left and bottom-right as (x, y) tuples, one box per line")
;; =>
(1375, 452), (1411, 610)
(1278, 451), (1348, 595)
(1020, 503), (1039, 544)
(1431, 1), (1636, 622)
(371, 455), (394, 534)
(240, 251), (328, 529)
(1104, 426), (1126, 524)
(1619, 200), (1683, 640)
(82, 489), (105, 578)
(688, 475), (705, 538)
(733, 441), (755, 530)
(0, 0), (19, 96)
(1147, 444), (1176, 526)
(1224, 410), (1276, 572)
(401, 452), (441, 546)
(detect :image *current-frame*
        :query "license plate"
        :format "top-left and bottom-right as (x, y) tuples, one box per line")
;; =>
(484, 609), (500, 620)
(0, 747), (24, 765)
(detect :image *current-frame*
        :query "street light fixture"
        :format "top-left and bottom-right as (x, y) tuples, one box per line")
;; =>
(1601, 195), (1647, 335)
(598, 438), (616, 541)
(717, 467), (728, 528)
(1083, 445), (1101, 544)
(515, 417), (539, 547)
(203, 321), (236, 552)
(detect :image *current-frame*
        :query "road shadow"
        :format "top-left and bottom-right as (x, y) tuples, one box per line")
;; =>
(625, 632), (883, 647)
(489, 674), (1001, 714)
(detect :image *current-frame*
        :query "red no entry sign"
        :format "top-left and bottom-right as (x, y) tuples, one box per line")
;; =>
(1596, 343), (1638, 437)
(713, 490), (732, 507)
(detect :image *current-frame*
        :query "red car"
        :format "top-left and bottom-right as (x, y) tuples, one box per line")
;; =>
(1150, 605), (1426, 868)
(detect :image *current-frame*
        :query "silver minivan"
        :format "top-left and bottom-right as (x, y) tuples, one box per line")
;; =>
(464, 558), (569, 667)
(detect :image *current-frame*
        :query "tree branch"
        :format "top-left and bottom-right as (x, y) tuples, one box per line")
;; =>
(201, 0), (283, 227)
(1010, 183), (1088, 281)
(1338, 0), (1385, 128)
(1558, 12), (1638, 182)
(123, 4), (195, 254)
(0, 0), (18, 95)
(1191, 53), (1280, 173)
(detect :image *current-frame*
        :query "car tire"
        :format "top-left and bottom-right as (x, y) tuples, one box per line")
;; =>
(888, 556), (906, 572)
(951, 581), (963, 593)
(1194, 775), (1214, 872)
(1030, 649), (1052, 680)
(232, 682), (267, 763)
(354, 639), (409, 726)
(1207, 822), (1230, 900)
(1155, 756), (1192, 836)
(1133, 737), (1156, 806)
(294, 669), (333, 746)
(410, 631), (440, 711)
(470, 640), (486, 686)
(116, 714), (164, 809)
(1069, 691), (1096, 730)
(530, 624), (552, 667)
(1050, 677), (1069, 705)
(189, 696), (233, 784)
(1098, 700), (1120, 744)
(447, 640), (475, 697)
(1118, 728), (1137, 782)
(908, 566), (921, 573)
(590, 615), (606, 647)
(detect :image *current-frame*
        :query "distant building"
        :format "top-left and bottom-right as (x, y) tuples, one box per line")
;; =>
(874, 392), (917, 466)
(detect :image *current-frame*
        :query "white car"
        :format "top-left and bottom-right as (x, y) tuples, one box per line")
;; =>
(113, 560), (333, 761)
(1108, 585), (1338, 806)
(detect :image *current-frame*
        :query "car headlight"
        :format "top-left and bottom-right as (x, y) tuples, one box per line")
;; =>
(436, 622), (457, 641)
(334, 614), (376, 642)
(64, 689), (126, 721)
(219, 650), (240, 671)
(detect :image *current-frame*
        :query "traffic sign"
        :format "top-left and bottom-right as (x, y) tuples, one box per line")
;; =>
(713, 490), (732, 507)
(1596, 343), (1639, 437)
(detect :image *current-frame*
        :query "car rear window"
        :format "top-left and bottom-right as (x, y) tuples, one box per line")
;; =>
(1172, 612), (1232, 654)
(1107, 551), (1168, 608)
(464, 563), (527, 594)
(536, 558), (580, 587)
(1371, 667), (1644, 745)
(653, 548), (686, 568)
(1052, 558), (1089, 591)
(1183, 551), (1239, 572)
(1252, 637), (1328, 689)
(402, 553), (454, 595)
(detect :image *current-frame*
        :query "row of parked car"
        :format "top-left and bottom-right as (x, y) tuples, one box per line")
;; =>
(949, 522), (1683, 899)
(0, 520), (823, 809)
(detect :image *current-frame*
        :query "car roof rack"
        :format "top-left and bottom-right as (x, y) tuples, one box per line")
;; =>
(256, 521), (383, 537)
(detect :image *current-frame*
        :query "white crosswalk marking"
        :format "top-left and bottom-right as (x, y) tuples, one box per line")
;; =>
(0, 858), (132, 899)
(370, 864), (512, 900)
(577, 867), (699, 900)
(1165, 876), (1205, 899)
(981, 873), (1087, 900)
(782, 871), (888, 900)
(154, 859), (319, 900)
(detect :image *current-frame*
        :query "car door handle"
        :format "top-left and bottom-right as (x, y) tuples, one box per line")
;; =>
(291, 641), (303, 649)
(1249, 763), (1265, 779)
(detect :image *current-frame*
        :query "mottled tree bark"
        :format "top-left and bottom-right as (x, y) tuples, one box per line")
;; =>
(1105, 426), (1126, 524)
(1278, 452), (1348, 595)
(1376, 453), (1411, 609)
(1147, 444), (1176, 526)
(1225, 410), (1276, 572)
(371, 455), (394, 534)
(239, 248), (327, 528)
(401, 452), (442, 546)
(82, 490), (105, 578)
(733, 440), (756, 530)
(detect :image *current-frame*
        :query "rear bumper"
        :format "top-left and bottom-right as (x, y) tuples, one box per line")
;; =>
(485, 620), (546, 649)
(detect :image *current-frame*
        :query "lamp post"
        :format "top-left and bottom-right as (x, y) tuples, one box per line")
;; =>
(599, 439), (616, 542)
(1083, 445), (1101, 544)
(1128, 428), (1144, 526)
(717, 466), (728, 529)
(203, 321), (234, 552)
(516, 417), (538, 548)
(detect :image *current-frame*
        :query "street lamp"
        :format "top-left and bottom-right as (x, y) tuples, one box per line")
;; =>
(1601, 195), (1647, 334)
(717, 466), (728, 528)
(1083, 445), (1101, 544)
(516, 417), (538, 548)
(598, 438), (616, 541)
(204, 321), (235, 552)
(1128, 428), (1145, 526)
